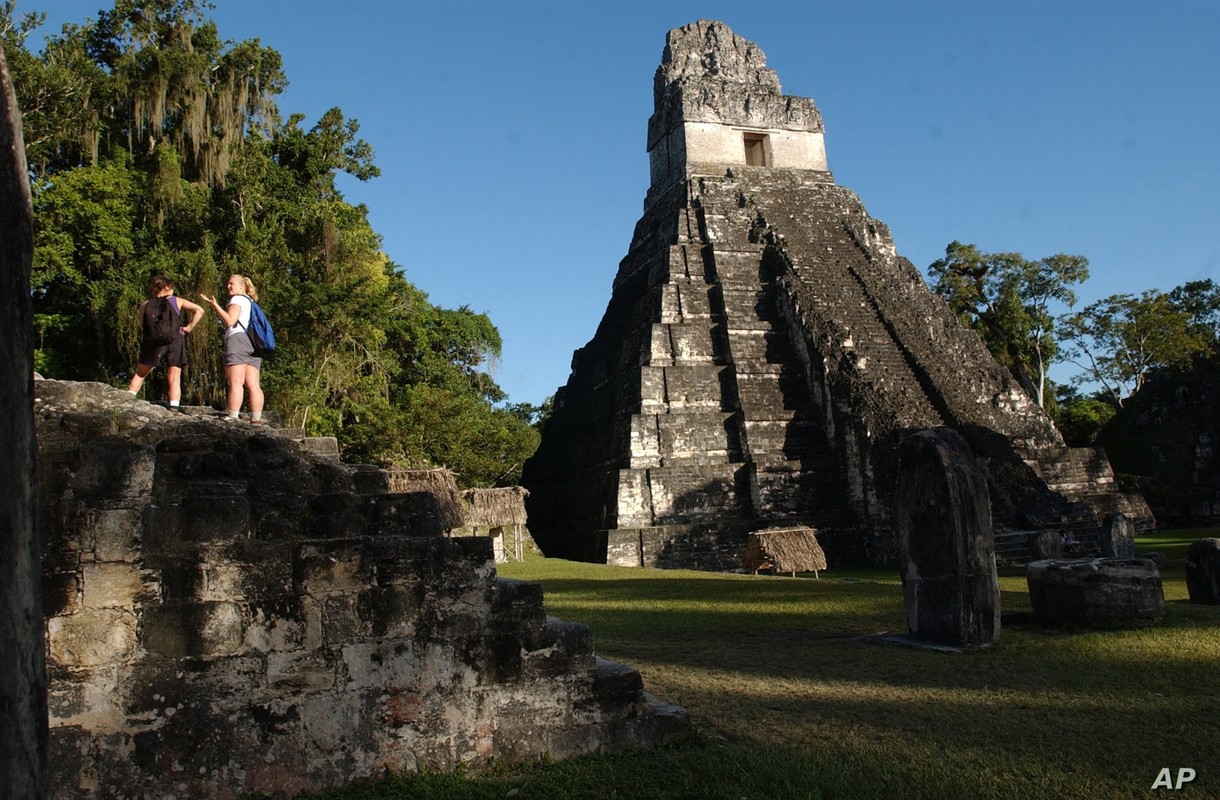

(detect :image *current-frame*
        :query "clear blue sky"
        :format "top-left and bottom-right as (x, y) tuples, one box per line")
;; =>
(25, 1), (1220, 405)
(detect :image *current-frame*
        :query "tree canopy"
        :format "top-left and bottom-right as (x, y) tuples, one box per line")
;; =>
(929, 241), (1089, 409)
(5, 0), (538, 486)
(1059, 288), (1213, 405)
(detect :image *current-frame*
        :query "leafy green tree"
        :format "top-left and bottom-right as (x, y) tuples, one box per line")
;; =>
(1053, 386), (1118, 446)
(1059, 289), (1210, 405)
(1166, 279), (1220, 352)
(505, 395), (554, 430)
(929, 241), (1089, 408)
(31, 153), (139, 377)
(13, 0), (540, 486)
(1, 3), (105, 175)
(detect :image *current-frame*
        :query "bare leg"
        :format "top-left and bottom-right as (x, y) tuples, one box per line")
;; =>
(246, 366), (264, 419)
(225, 364), (246, 416)
(167, 365), (183, 404)
(128, 363), (153, 395)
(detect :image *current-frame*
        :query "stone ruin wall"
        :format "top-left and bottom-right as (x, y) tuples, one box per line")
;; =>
(36, 379), (687, 799)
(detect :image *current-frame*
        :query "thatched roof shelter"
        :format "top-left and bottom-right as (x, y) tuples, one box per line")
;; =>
(384, 467), (466, 531)
(742, 526), (828, 577)
(461, 486), (529, 528)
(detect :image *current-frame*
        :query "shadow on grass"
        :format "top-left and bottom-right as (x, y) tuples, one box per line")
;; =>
(488, 533), (1220, 798)
(304, 534), (1220, 800)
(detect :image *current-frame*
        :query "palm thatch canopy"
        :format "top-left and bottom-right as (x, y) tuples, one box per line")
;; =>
(742, 527), (828, 576)
(461, 486), (529, 528)
(385, 467), (465, 530)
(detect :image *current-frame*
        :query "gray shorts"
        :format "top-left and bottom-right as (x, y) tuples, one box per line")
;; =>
(223, 332), (263, 368)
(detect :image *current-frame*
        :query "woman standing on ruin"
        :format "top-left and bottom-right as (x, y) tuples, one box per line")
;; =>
(127, 275), (204, 409)
(201, 274), (265, 424)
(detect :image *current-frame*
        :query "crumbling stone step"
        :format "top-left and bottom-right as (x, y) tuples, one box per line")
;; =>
(646, 322), (721, 366)
(659, 280), (714, 322)
(628, 411), (738, 466)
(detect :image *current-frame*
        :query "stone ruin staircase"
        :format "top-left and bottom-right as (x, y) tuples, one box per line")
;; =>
(604, 187), (857, 569)
(699, 170), (948, 435)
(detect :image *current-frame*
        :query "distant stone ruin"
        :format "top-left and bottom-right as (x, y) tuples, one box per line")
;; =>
(37, 380), (687, 799)
(1098, 360), (1220, 527)
(522, 19), (1152, 569)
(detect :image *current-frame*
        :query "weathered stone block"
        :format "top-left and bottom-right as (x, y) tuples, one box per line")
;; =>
(647, 463), (743, 523)
(668, 323), (716, 363)
(46, 661), (125, 729)
(82, 507), (142, 561)
(656, 412), (735, 460)
(145, 495), (252, 554)
(628, 414), (662, 465)
(360, 584), (425, 638)
(231, 540), (296, 601)
(142, 601), (245, 658)
(45, 668), (89, 721)
(712, 250), (764, 286)
(637, 523), (750, 571)
(295, 541), (370, 595)
(377, 492), (452, 537)
(490, 578), (548, 644)
(606, 527), (644, 567)
(639, 366), (668, 410)
(615, 469), (654, 527)
(750, 463), (820, 517)
(523, 618), (595, 678)
(1029, 529), (1063, 560)
(661, 365), (726, 408)
(308, 492), (373, 538)
(1184, 537), (1220, 605)
(42, 569), (81, 617)
(268, 651), (336, 692)
(1101, 512), (1136, 558)
(322, 593), (372, 644)
(71, 441), (155, 502)
(47, 608), (138, 667)
(1027, 558), (1164, 625)
(80, 562), (152, 609)
(593, 657), (644, 711)
(363, 536), (442, 584)
(342, 641), (421, 690)
(250, 493), (309, 538)
(242, 597), (310, 652)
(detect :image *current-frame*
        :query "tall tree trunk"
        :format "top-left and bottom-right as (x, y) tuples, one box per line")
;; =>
(0, 41), (49, 800)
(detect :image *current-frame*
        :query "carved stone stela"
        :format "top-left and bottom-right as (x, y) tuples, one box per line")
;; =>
(522, 20), (1152, 569)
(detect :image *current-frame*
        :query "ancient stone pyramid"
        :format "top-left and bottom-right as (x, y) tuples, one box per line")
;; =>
(521, 20), (1150, 569)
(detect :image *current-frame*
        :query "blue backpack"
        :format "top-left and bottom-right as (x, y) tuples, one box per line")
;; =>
(243, 301), (276, 357)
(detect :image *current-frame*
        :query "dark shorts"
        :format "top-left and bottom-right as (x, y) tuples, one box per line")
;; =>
(224, 332), (263, 368)
(138, 336), (187, 368)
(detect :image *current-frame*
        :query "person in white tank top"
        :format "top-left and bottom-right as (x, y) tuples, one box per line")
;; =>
(201, 273), (266, 424)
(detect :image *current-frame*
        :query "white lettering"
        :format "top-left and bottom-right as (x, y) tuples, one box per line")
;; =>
(1176, 768), (1196, 789)
(1152, 768), (1174, 789)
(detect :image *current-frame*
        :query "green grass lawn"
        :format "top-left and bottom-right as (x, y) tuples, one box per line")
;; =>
(312, 532), (1220, 800)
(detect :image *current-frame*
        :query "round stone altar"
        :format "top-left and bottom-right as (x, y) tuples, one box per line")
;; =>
(1026, 558), (1164, 626)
